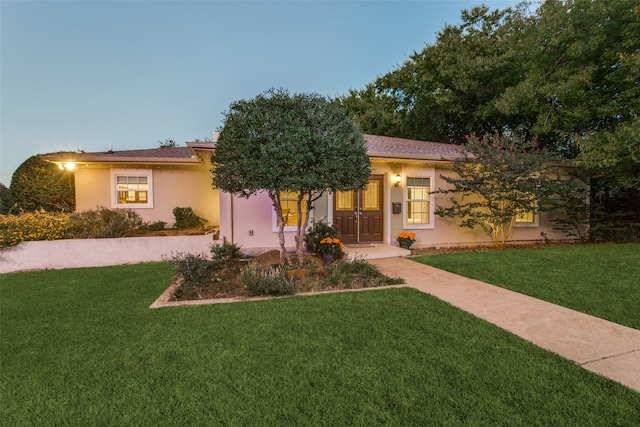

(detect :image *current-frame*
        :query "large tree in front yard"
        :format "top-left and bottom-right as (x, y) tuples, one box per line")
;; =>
(211, 88), (371, 264)
(433, 133), (577, 249)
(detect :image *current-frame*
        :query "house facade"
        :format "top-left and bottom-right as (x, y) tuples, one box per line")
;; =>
(42, 134), (572, 251)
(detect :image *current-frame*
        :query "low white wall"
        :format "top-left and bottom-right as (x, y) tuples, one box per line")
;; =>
(0, 235), (220, 273)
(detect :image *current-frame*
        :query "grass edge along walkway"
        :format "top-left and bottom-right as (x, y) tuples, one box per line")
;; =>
(1, 263), (639, 425)
(410, 244), (640, 330)
(371, 255), (640, 393)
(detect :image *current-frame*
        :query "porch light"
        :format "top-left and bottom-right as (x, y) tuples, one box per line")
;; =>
(63, 162), (76, 171)
(394, 173), (402, 187)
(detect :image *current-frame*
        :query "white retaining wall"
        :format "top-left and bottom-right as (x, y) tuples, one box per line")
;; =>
(0, 235), (219, 273)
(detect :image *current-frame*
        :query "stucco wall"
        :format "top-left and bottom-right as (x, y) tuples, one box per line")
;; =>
(74, 166), (219, 226)
(0, 235), (218, 273)
(213, 160), (579, 251)
(220, 191), (301, 251)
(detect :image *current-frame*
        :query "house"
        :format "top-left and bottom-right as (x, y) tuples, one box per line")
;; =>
(41, 134), (572, 251)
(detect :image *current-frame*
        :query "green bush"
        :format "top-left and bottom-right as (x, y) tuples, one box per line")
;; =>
(239, 266), (295, 296)
(211, 241), (243, 262)
(9, 155), (75, 212)
(324, 258), (405, 288)
(304, 221), (339, 256)
(147, 221), (167, 231)
(173, 207), (206, 230)
(0, 210), (70, 248)
(163, 252), (217, 288)
(66, 207), (143, 238)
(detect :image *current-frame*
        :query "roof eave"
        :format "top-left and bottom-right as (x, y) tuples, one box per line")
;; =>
(368, 152), (462, 162)
(40, 154), (201, 166)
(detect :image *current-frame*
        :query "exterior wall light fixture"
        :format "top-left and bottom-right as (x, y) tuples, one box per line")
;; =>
(394, 173), (402, 187)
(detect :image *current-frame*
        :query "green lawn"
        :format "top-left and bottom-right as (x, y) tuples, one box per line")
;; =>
(412, 243), (640, 330)
(1, 263), (639, 425)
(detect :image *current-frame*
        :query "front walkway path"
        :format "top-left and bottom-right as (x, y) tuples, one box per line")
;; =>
(371, 257), (640, 393)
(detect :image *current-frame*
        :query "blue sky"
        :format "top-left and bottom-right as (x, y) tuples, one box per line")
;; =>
(1, 0), (519, 185)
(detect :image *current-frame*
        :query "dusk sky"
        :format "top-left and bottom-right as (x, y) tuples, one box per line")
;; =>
(1, 0), (520, 185)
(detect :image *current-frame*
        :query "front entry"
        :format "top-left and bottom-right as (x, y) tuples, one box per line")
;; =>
(333, 175), (383, 244)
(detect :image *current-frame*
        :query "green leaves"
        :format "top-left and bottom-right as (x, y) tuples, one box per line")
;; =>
(341, 0), (640, 190)
(211, 88), (371, 262)
(212, 88), (370, 197)
(9, 155), (75, 213)
(433, 133), (574, 248)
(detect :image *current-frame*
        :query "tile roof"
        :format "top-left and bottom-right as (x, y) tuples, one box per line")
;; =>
(364, 134), (465, 161)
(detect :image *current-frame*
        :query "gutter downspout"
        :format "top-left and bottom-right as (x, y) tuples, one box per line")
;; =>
(230, 194), (234, 244)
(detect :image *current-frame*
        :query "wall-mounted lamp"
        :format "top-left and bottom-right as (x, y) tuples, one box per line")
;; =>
(58, 162), (76, 171)
(394, 173), (402, 187)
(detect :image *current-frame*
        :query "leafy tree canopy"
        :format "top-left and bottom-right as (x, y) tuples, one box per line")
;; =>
(341, 0), (640, 187)
(158, 138), (177, 148)
(211, 88), (371, 262)
(10, 155), (75, 213)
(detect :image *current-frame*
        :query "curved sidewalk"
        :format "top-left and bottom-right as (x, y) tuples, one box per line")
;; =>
(371, 257), (640, 393)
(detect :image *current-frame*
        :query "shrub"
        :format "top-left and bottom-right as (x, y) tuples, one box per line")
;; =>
(66, 207), (143, 238)
(146, 221), (167, 231)
(324, 258), (405, 288)
(173, 207), (206, 230)
(239, 266), (295, 296)
(304, 221), (339, 256)
(0, 210), (70, 248)
(211, 241), (243, 262)
(163, 252), (216, 288)
(9, 155), (75, 212)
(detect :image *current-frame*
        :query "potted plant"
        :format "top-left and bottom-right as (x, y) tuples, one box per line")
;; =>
(397, 232), (416, 249)
(318, 237), (345, 263)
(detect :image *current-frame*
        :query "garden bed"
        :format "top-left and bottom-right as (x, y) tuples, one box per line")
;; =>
(165, 248), (405, 303)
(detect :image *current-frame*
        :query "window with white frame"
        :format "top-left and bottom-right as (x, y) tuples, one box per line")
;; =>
(111, 169), (153, 208)
(404, 176), (434, 229)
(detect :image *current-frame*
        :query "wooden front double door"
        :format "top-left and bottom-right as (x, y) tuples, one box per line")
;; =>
(333, 175), (383, 244)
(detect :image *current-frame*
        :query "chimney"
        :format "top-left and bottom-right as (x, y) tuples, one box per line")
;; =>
(212, 131), (220, 142)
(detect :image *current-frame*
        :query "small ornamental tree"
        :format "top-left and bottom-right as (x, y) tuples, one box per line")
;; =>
(434, 133), (562, 249)
(211, 88), (371, 264)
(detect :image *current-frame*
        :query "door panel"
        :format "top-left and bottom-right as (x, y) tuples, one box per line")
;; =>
(334, 190), (357, 243)
(333, 175), (383, 243)
(359, 176), (383, 242)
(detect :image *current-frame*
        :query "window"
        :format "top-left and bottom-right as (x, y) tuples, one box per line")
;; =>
(515, 210), (535, 223)
(515, 200), (538, 226)
(111, 169), (153, 208)
(405, 177), (432, 228)
(278, 191), (307, 228)
(335, 190), (354, 211)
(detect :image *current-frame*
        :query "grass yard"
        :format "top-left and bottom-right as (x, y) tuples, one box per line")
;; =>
(1, 263), (639, 425)
(412, 243), (640, 330)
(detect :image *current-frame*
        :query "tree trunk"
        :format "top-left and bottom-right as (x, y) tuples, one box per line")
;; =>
(294, 194), (305, 265)
(294, 192), (317, 265)
(269, 191), (289, 265)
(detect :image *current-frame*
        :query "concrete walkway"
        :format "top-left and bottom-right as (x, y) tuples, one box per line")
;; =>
(371, 257), (640, 393)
